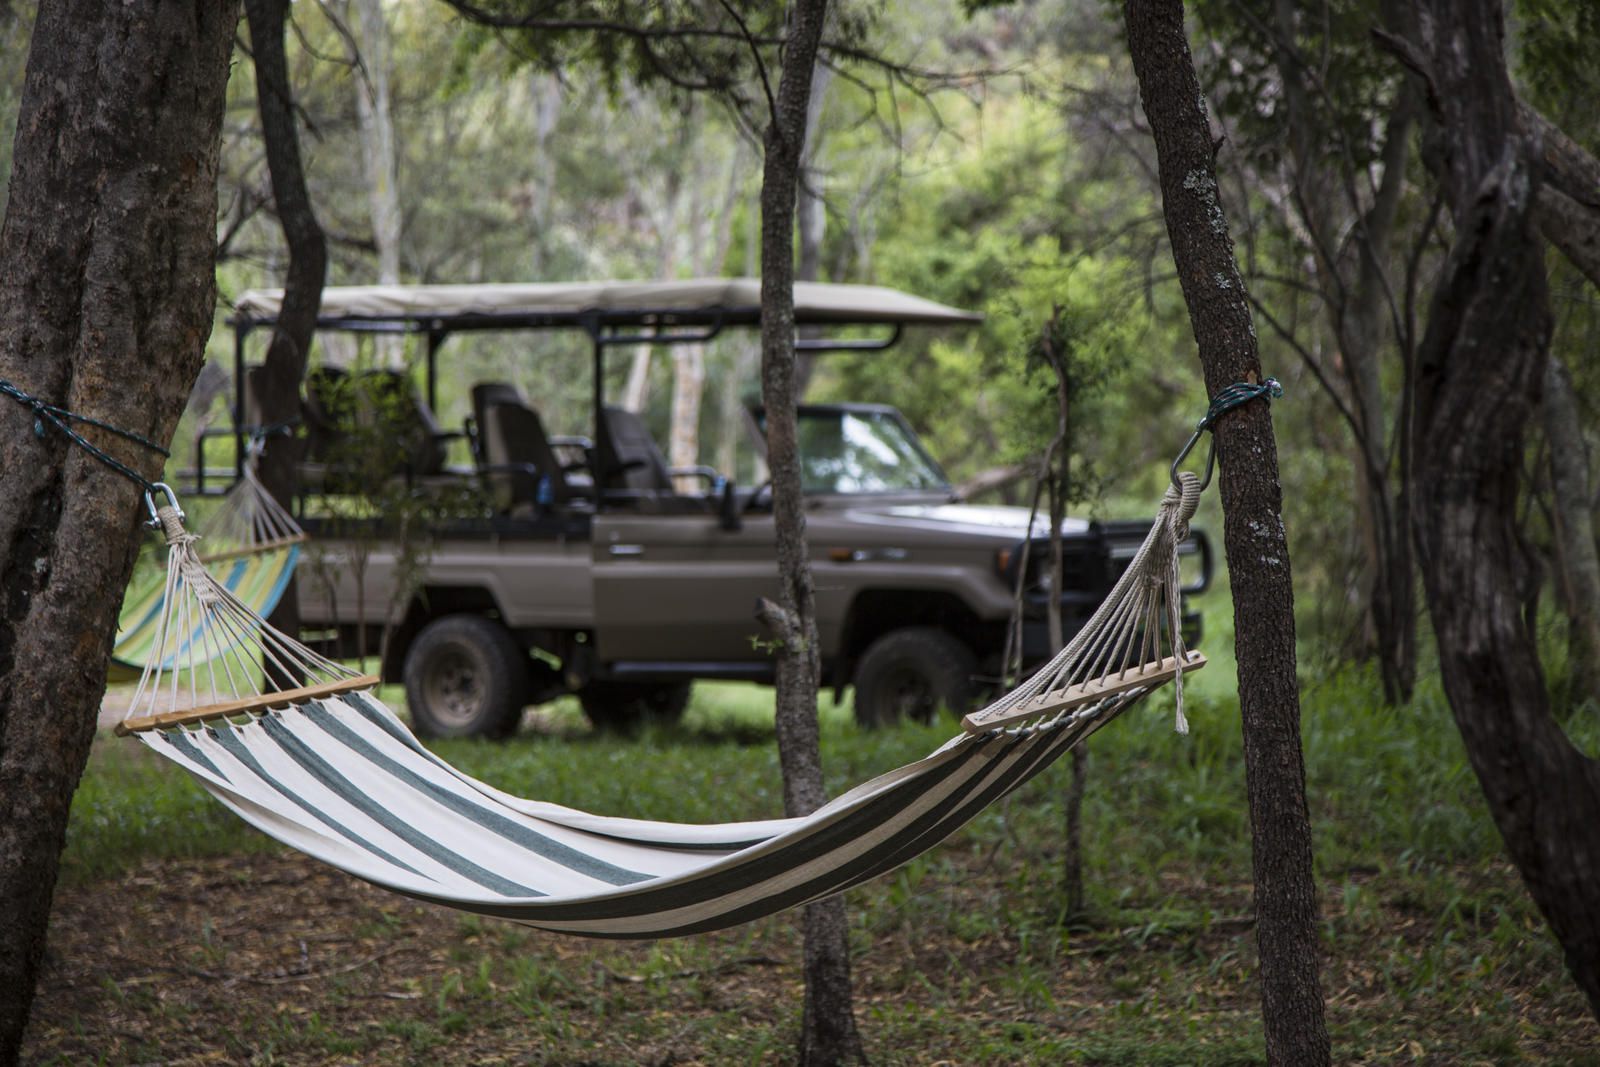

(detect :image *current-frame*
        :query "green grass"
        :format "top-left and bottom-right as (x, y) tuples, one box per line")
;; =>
(55, 650), (1600, 1063)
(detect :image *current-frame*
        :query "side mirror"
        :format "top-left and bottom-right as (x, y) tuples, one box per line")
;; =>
(719, 477), (742, 532)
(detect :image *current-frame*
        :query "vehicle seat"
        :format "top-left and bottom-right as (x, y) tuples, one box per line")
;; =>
(480, 394), (573, 514)
(469, 382), (522, 468)
(597, 405), (674, 494)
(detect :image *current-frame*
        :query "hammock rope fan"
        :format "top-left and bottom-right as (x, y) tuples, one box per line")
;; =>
(109, 465), (1208, 939)
(108, 437), (306, 682)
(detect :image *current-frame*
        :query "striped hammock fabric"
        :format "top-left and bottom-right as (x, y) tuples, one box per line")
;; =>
(134, 681), (1157, 938)
(115, 474), (1205, 938)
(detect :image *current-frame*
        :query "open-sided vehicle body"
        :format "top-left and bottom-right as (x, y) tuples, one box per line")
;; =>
(211, 279), (1211, 737)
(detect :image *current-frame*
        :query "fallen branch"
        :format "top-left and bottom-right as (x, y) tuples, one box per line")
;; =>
(177, 942), (407, 987)
(599, 955), (784, 984)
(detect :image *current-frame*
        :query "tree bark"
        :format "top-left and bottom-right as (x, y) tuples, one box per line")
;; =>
(1542, 355), (1600, 702)
(757, 1), (864, 1062)
(668, 343), (705, 483)
(0, 2), (238, 1058)
(347, 0), (404, 366)
(1400, 0), (1600, 1016)
(1123, 2), (1330, 1063)
(793, 57), (832, 399)
(1521, 101), (1600, 292)
(244, 0), (329, 678)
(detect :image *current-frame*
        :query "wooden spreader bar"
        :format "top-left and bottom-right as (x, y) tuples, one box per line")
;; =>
(962, 652), (1207, 734)
(114, 674), (382, 736)
(197, 532), (310, 565)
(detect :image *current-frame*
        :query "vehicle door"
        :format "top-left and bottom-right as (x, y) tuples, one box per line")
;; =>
(591, 505), (781, 668)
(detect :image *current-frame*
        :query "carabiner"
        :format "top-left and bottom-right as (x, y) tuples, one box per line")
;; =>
(144, 482), (184, 527)
(1169, 426), (1217, 491)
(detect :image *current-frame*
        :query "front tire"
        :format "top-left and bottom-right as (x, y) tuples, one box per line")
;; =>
(852, 627), (976, 729)
(403, 614), (527, 739)
(579, 680), (691, 732)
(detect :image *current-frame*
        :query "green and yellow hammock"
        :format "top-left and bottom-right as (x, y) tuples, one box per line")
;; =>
(109, 462), (304, 682)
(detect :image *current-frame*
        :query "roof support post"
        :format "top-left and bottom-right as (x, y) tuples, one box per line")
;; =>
(234, 322), (250, 482)
(425, 325), (447, 413)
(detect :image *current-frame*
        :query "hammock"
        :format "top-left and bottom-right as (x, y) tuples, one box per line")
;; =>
(113, 475), (1204, 939)
(108, 459), (305, 682)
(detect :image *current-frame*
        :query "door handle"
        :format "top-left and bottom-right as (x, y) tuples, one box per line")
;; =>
(608, 544), (645, 557)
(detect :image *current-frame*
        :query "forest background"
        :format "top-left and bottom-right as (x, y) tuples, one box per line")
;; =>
(4, 0), (1600, 1062)
(1, 0), (1593, 682)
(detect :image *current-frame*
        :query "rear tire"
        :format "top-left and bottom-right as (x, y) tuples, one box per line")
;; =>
(403, 614), (527, 740)
(579, 681), (691, 732)
(852, 627), (976, 729)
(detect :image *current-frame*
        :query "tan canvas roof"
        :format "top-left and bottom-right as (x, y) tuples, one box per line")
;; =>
(233, 278), (982, 327)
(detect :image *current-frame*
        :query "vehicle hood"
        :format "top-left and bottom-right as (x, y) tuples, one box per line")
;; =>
(838, 502), (1091, 544)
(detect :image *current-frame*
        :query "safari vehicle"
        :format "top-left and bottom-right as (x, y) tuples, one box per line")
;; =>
(211, 279), (1211, 738)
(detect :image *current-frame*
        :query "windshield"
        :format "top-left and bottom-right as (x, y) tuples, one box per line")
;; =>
(792, 409), (950, 494)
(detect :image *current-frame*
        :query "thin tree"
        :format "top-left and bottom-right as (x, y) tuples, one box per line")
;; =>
(438, 6), (970, 1059)
(242, 0), (330, 679)
(753, 1), (867, 1059)
(0, 2), (239, 1059)
(338, 0), (405, 367)
(1122, 1), (1330, 1063)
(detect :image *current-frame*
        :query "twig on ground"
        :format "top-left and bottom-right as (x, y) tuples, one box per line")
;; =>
(600, 954), (784, 984)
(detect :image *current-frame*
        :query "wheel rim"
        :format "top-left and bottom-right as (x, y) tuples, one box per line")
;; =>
(421, 646), (484, 729)
(880, 665), (936, 723)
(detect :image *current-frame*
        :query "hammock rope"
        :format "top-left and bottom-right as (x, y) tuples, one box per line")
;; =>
(0, 376), (170, 492)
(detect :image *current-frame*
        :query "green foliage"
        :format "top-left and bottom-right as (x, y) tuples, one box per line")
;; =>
(441, 1), (783, 102)
(1514, 0), (1600, 148)
(0, 6), (33, 219)
(297, 364), (488, 664)
(812, 84), (1204, 513)
(1188, 0), (1400, 172)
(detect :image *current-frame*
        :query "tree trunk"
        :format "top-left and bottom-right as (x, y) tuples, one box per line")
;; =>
(623, 135), (687, 416)
(1039, 326), (1088, 923)
(669, 343), (705, 485)
(244, 0), (329, 682)
(527, 74), (561, 276)
(0, 3), (237, 1058)
(1522, 102), (1600, 292)
(348, 0), (403, 366)
(1543, 355), (1600, 703)
(1122, 2), (1330, 1063)
(1400, 0), (1600, 1016)
(793, 58), (832, 399)
(668, 147), (743, 485)
(757, 1), (864, 1062)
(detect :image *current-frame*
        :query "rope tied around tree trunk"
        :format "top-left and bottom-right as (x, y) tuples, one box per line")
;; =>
(0, 378), (218, 543)
(1171, 377), (1283, 489)
(0, 376), (170, 493)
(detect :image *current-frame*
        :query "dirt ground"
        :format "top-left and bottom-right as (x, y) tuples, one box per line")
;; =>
(24, 851), (767, 1066)
(21, 847), (1600, 1066)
